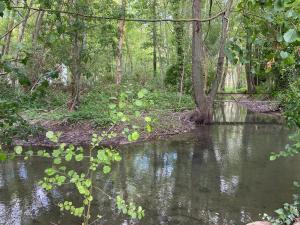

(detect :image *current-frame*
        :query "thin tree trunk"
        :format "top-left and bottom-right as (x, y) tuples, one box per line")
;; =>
(69, 31), (81, 111)
(68, 0), (84, 111)
(209, 0), (233, 102)
(3, 7), (18, 56)
(245, 38), (256, 94)
(236, 64), (241, 89)
(152, 0), (157, 78)
(220, 57), (228, 91)
(179, 57), (185, 103)
(158, 22), (164, 80)
(172, 0), (184, 88)
(115, 0), (126, 85)
(125, 37), (133, 74)
(1, 11), (11, 56)
(32, 11), (45, 46)
(191, 0), (211, 124)
(18, 0), (33, 43)
(202, 45), (209, 92)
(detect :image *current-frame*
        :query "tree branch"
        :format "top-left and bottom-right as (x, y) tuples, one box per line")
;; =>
(11, 6), (225, 23)
(0, 11), (37, 40)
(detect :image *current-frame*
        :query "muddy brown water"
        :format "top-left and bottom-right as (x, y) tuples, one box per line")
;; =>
(0, 102), (299, 225)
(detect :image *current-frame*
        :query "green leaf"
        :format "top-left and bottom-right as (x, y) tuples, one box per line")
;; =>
(144, 116), (152, 122)
(65, 153), (73, 161)
(54, 158), (62, 165)
(75, 154), (84, 161)
(14, 146), (23, 155)
(45, 168), (56, 176)
(103, 165), (111, 174)
(138, 89), (148, 98)
(280, 51), (289, 59)
(131, 131), (140, 141)
(0, 151), (7, 161)
(109, 104), (116, 110)
(46, 131), (54, 139)
(270, 155), (277, 161)
(134, 100), (143, 107)
(283, 29), (299, 43)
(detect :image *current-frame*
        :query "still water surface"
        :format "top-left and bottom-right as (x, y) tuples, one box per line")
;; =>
(0, 103), (299, 225)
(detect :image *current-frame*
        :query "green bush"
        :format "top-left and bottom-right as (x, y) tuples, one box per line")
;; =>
(164, 64), (192, 94)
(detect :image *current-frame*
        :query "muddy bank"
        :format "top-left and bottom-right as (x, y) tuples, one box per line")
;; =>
(15, 110), (195, 148)
(234, 96), (281, 114)
(14, 100), (284, 148)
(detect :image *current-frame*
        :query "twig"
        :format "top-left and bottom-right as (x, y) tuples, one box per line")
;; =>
(93, 185), (113, 200)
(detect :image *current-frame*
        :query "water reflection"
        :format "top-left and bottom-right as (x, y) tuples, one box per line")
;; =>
(0, 104), (298, 225)
(214, 101), (283, 124)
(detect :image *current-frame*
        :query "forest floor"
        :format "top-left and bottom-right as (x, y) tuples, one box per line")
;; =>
(15, 109), (196, 148)
(14, 90), (283, 148)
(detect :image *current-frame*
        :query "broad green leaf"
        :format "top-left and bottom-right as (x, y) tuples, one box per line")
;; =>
(131, 131), (140, 141)
(280, 51), (289, 59)
(134, 100), (143, 107)
(14, 146), (23, 155)
(54, 158), (62, 165)
(46, 131), (54, 139)
(283, 29), (299, 43)
(144, 116), (152, 122)
(103, 165), (111, 174)
(138, 89), (148, 98)
(75, 154), (84, 161)
(65, 153), (73, 161)
(45, 168), (56, 176)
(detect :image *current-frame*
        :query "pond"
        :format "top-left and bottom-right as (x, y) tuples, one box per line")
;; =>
(0, 102), (299, 225)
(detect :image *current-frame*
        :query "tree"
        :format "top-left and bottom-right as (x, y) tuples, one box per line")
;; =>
(191, 0), (233, 124)
(152, 0), (158, 78)
(115, 0), (127, 86)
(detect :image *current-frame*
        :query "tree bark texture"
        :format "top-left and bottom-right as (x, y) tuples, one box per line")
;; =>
(115, 0), (126, 85)
(191, 0), (211, 124)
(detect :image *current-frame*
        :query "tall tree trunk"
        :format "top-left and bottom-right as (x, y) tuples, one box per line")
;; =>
(32, 11), (45, 46)
(191, 0), (211, 124)
(152, 0), (157, 78)
(2, 7), (18, 56)
(220, 57), (228, 91)
(125, 37), (133, 74)
(209, 0), (233, 101)
(68, 0), (84, 111)
(245, 38), (256, 94)
(172, 0), (184, 88)
(158, 22), (164, 80)
(1, 11), (11, 56)
(115, 0), (126, 85)
(69, 31), (81, 111)
(202, 45), (209, 92)
(192, 0), (233, 124)
(18, 0), (33, 43)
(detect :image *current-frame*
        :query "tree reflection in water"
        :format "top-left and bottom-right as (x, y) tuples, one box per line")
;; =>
(0, 103), (298, 225)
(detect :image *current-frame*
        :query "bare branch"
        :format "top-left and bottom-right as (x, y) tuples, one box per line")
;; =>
(11, 6), (225, 23)
(0, 11), (37, 40)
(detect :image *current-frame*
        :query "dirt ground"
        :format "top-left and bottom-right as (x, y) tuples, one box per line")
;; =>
(14, 98), (282, 148)
(15, 110), (196, 148)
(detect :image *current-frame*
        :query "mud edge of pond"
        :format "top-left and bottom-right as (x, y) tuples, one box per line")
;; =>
(14, 103), (283, 148)
(14, 110), (196, 148)
(236, 98), (282, 116)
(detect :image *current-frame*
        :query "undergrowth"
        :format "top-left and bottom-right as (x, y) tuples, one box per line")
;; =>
(20, 84), (195, 127)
